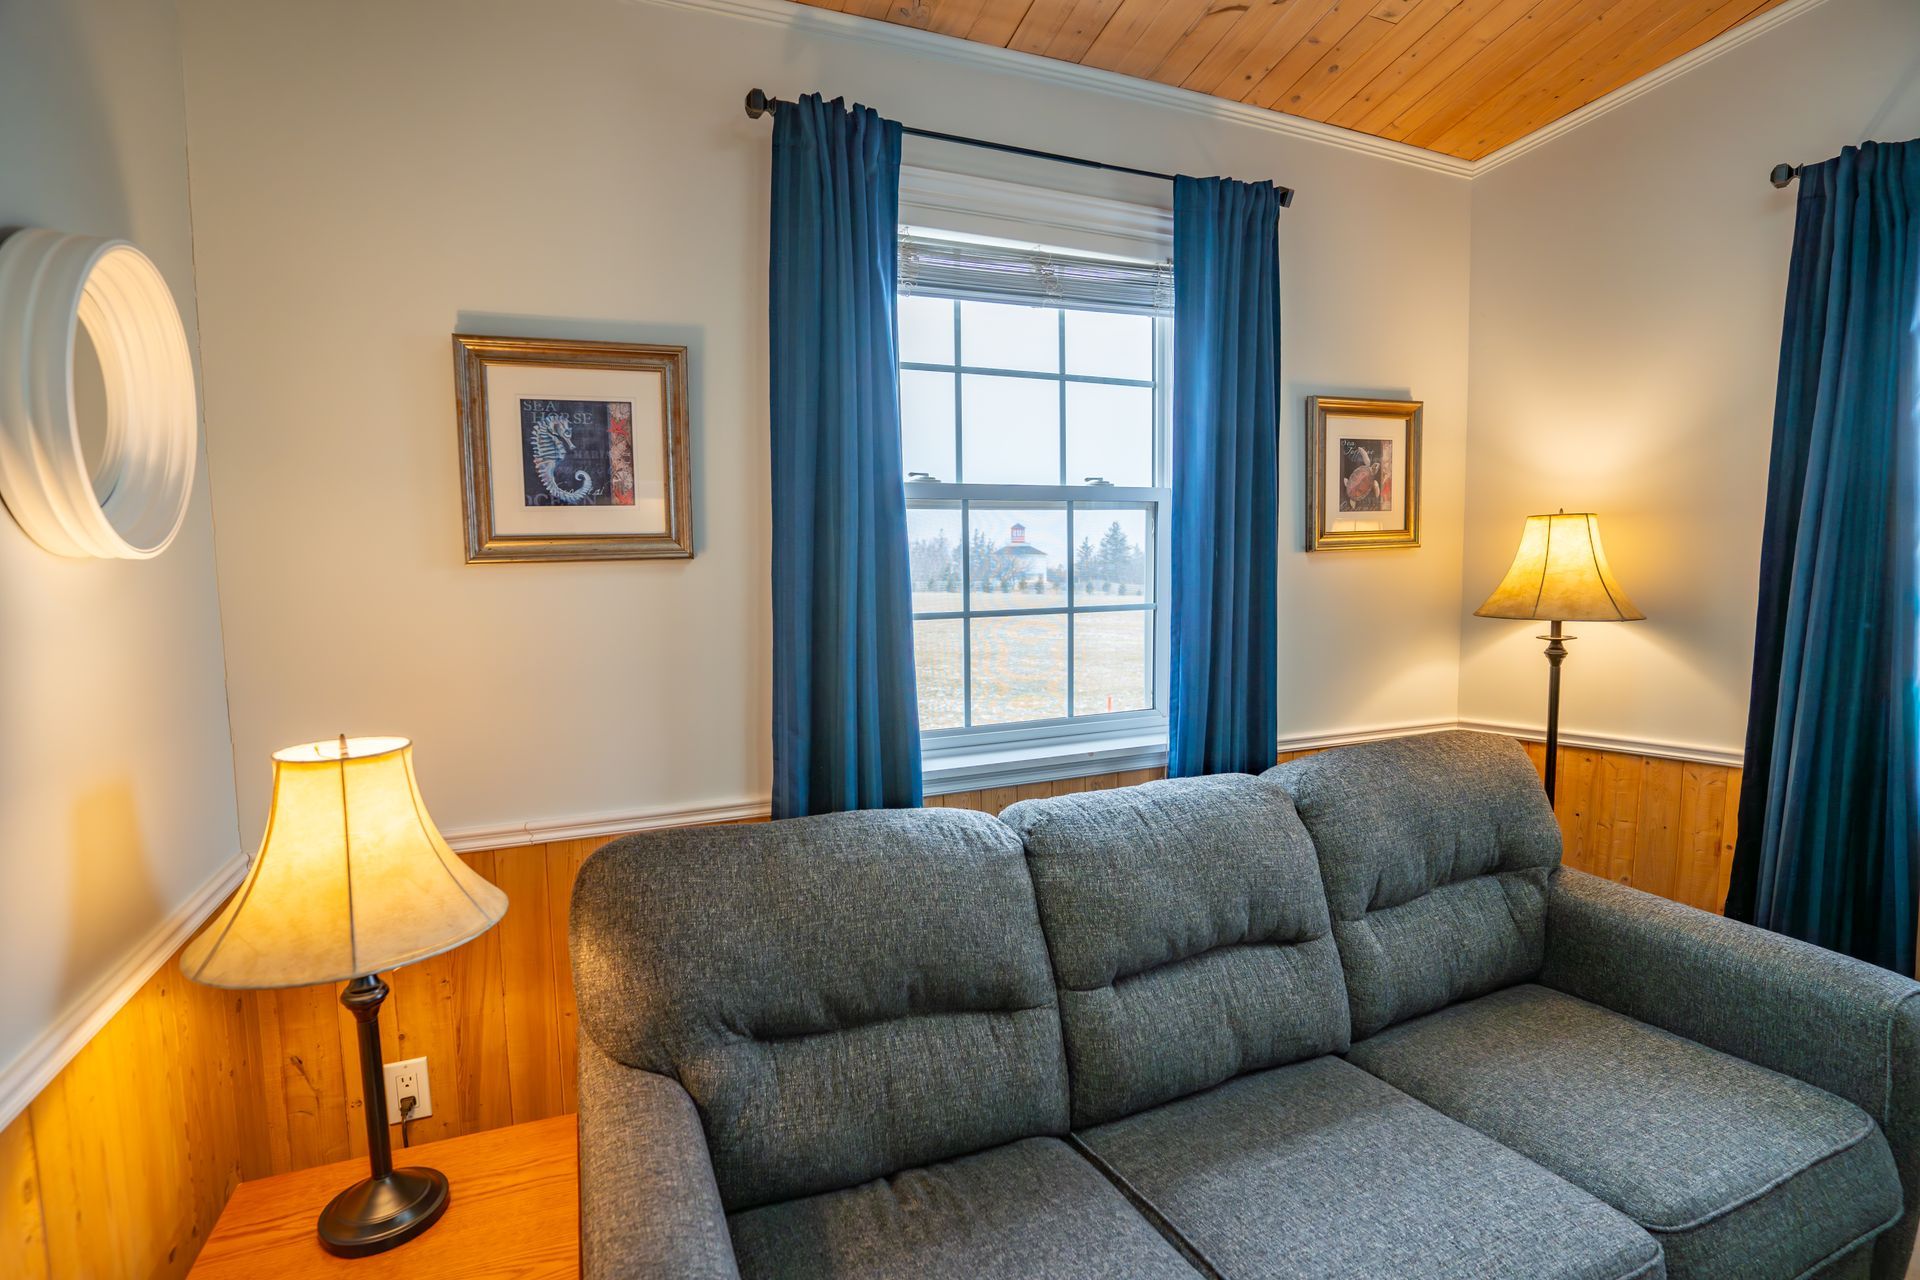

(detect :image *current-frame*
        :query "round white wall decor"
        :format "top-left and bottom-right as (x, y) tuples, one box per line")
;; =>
(0, 229), (198, 559)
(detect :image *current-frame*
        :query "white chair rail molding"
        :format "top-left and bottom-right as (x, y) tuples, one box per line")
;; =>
(0, 228), (198, 559)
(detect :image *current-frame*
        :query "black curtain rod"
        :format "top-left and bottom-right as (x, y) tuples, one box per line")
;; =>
(745, 89), (1296, 209)
(1770, 163), (1801, 188)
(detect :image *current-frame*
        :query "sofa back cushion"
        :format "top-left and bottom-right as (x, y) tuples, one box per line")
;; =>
(1264, 732), (1561, 1040)
(1001, 775), (1349, 1127)
(568, 808), (1068, 1211)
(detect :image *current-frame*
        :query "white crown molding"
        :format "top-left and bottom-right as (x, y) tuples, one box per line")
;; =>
(1456, 719), (1744, 768)
(1277, 719), (1463, 754)
(0, 850), (249, 1132)
(439, 718), (1742, 838)
(1281, 719), (1742, 768)
(921, 718), (1477, 795)
(1468, 0), (1834, 174)
(630, 0), (1478, 179)
(441, 798), (774, 852)
(640, 0), (1830, 184)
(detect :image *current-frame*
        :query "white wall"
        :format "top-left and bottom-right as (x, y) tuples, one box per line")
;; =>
(180, 0), (1474, 840)
(0, 0), (239, 1111)
(1460, 0), (1920, 756)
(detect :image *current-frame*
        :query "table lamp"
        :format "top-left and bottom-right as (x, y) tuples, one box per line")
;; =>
(182, 736), (508, 1257)
(1474, 512), (1644, 804)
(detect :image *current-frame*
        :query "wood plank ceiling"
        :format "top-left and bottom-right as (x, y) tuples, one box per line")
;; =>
(790, 0), (1791, 161)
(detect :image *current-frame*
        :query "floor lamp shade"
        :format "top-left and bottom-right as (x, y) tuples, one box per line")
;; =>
(183, 737), (505, 988)
(1474, 513), (1643, 807)
(1474, 511), (1644, 623)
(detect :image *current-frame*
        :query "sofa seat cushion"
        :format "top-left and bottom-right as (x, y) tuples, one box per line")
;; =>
(726, 1136), (1205, 1280)
(1077, 1054), (1663, 1279)
(1347, 984), (1902, 1280)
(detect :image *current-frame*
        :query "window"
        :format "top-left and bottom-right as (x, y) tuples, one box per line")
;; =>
(897, 233), (1172, 764)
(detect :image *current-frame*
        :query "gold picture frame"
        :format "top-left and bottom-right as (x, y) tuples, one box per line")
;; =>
(454, 334), (692, 563)
(1305, 396), (1422, 551)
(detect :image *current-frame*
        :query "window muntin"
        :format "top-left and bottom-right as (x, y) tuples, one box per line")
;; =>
(900, 281), (1169, 745)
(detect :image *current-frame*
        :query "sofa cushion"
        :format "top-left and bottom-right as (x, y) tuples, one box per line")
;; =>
(1347, 984), (1903, 1279)
(1076, 1054), (1663, 1279)
(1001, 774), (1349, 1126)
(726, 1136), (1206, 1280)
(1264, 731), (1560, 1038)
(569, 808), (1068, 1211)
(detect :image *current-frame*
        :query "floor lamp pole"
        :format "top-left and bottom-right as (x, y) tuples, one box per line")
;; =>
(1541, 620), (1568, 805)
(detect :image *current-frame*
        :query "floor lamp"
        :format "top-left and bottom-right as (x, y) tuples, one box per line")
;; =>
(1474, 512), (1644, 804)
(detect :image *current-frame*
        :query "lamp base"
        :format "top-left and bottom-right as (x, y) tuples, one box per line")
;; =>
(317, 1166), (450, 1258)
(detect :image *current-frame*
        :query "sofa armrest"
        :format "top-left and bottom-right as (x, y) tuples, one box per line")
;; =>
(1543, 868), (1920, 1278)
(578, 1036), (741, 1280)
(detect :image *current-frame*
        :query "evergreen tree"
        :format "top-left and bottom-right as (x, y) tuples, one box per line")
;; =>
(969, 526), (999, 591)
(908, 531), (952, 591)
(1097, 521), (1133, 588)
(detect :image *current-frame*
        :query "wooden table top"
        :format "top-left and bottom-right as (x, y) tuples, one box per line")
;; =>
(191, 1115), (578, 1278)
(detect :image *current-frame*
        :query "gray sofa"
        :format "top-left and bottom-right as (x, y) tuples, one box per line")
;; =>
(569, 731), (1918, 1280)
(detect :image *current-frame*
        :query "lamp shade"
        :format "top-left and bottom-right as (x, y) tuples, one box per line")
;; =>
(1474, 512), (1645, 622)
(182, 737), (506, 989)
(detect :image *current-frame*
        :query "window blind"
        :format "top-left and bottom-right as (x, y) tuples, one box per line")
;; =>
(898, 234), (1172, 316)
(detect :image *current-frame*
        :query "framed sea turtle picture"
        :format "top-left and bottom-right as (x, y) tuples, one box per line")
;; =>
(453, 334), (692, 562)
(1304, 395), (1422, 551)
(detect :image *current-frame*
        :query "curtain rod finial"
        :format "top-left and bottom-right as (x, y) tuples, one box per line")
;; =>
(1770, 163), (1799, 189)
(745, 88), (774, 120)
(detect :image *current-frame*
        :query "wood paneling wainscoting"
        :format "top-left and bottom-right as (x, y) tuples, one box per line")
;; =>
(3, 742), (1738, 1277)
(1519, 742), (1743, 914)
(926, 766), (1169, 813)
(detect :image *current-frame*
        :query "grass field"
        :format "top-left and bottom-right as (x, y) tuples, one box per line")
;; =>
(915, 610), (1151, 729)
(912, 582), (1146, 614)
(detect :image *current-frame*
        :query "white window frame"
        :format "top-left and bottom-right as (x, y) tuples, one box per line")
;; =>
(896, 167), (1176, 792)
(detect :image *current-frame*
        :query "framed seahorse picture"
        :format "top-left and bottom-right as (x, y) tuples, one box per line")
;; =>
(453, 334), (692, 562)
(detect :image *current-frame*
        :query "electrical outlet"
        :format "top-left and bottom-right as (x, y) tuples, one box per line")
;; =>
(383, 1056), (433, 1123)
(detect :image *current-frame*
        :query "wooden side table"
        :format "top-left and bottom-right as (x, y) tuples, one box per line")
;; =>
(191, 1115), (578, 1278)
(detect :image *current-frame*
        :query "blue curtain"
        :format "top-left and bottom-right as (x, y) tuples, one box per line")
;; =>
(1726, 139), (1920, 971)
(768, 95), (922, 818)
(1168, 176), (1282, 778)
